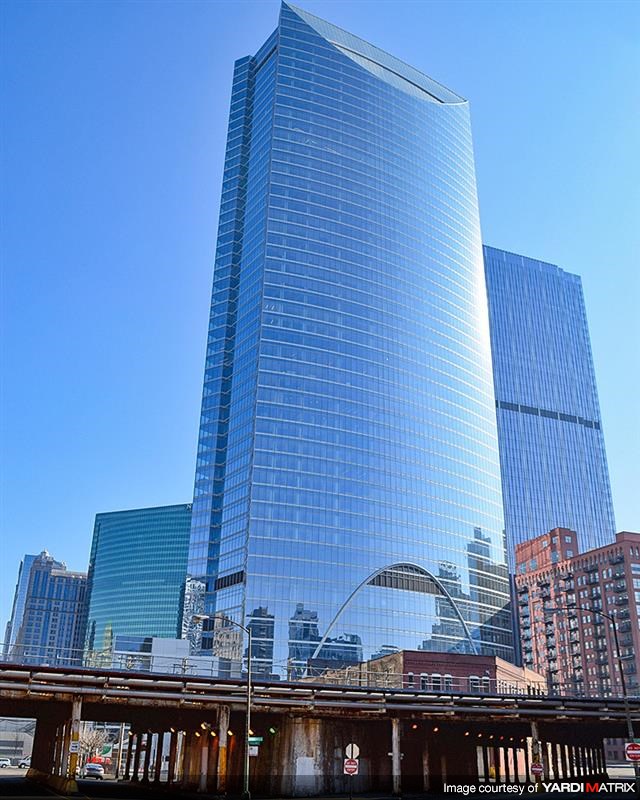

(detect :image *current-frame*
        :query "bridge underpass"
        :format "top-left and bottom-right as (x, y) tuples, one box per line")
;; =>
(0, 663), (637, 796)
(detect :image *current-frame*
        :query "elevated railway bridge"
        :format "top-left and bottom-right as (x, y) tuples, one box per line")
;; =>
(0, 661), (637, 795)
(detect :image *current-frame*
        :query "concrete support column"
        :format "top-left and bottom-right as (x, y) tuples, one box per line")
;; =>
(422, 738), (431, 791)
(552, 743), (561, 780)
(217, 706), (230, 794)
(175, 732), (185, 784)
(181, 732), (192, 789)
(29, 718), (58, 776)
(577, 746), (584, 776)
(154, 731), (164, 783)
(207, 733), (219, 791)
(131, 733), (142, 782)
(391, 717), (402, 796)
(51, 724), (62, 776)
(198, 735), (209, 793)
(67, 696), (82, 780)
(60, 721), (71, 779)
(530, 721), (542, 787)
(183, 731), (200, 790)
(543, 742), (552, 781)
(141, 733), (152, 784)
(124, 732), (133, 780)
(167, 731), (177, 785)
(558, 744), (569, 778)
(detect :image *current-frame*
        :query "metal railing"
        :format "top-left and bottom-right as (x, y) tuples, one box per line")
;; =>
(1, 641), (637, 701)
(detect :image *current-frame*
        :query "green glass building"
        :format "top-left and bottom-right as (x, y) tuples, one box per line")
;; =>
(84, 504), (191, 656)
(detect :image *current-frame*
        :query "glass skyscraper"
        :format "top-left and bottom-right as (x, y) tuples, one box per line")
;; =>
(484, 245), (616, 566)
(189, 2), (514, 676)
(84, 504), (192, 656)
(6, 551), (87, 666)
(3, 553), (37, 657)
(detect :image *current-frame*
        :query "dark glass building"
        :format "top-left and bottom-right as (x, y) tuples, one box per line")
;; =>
(6, 551), (87, 666)
(189, 2), (514, 676)
(84, 504), (191, 657)
(484, 246), (616, 566)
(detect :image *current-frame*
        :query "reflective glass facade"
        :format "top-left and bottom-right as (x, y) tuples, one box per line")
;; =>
(3, 553), (37, 656)
(189, 2), (514, 675)
(85, 504), (191, 655)
(484, 246), (616, 567)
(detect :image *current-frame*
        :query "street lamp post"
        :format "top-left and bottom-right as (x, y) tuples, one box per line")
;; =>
(193, 613), (252, 800)
(547, 605), (638, 791)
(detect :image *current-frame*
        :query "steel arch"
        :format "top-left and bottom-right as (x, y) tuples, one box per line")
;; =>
(310, 561), (478, 661)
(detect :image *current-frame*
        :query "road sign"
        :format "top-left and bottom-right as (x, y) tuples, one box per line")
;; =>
(345, 743), (360, 759)
(249, 746), (259, 757)
(69, 741), (80, 754)
(531, 762), (543, 776)
(344, 758), (359, 776)
(626, 742), (640, 761)
(248, 736), (263, 745)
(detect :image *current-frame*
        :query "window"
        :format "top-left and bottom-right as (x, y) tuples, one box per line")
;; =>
(431, 674), (442, 691)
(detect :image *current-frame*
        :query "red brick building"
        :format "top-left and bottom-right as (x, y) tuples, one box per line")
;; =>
(314, 649), (545, 695)
(515, 528), (640, 699)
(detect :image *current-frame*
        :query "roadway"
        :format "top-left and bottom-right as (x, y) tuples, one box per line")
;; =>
(0, 769), (637, 800)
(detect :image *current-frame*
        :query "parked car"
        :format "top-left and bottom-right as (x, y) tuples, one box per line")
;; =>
(82, 762), (105, 780)
(0, 758), (12, 768)
(18, 756), (30, 768)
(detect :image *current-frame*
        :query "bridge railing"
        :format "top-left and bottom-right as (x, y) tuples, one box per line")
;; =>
(0, 640), (635, 700)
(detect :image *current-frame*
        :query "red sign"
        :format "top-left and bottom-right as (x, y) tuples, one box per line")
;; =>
(531, 762), (544, 776)
(344, 758), (359, 775)
(625, 742), (640, 762)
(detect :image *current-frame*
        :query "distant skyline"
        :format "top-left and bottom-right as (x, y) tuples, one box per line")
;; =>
(2, 0), (638, 630)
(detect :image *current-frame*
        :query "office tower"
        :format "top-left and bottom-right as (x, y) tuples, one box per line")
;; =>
(188, 2), (514, 674)
(515, 529), (640, 699)
(84, 504), (191, 657)
(7, 551), (87, 666)
(484, 246), (616, 566)
(3, 553), (38, 658)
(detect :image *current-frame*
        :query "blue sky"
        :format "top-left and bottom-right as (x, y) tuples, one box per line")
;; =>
(1, 0), (638, 628)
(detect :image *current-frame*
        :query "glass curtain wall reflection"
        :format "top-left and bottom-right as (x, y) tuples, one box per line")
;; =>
(189, 2), (514, 677)
(484, 246), (616, 567)
(84, 504), (192, 660)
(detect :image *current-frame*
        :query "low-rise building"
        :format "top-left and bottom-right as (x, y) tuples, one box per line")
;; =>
(312, 650), (545, 695)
